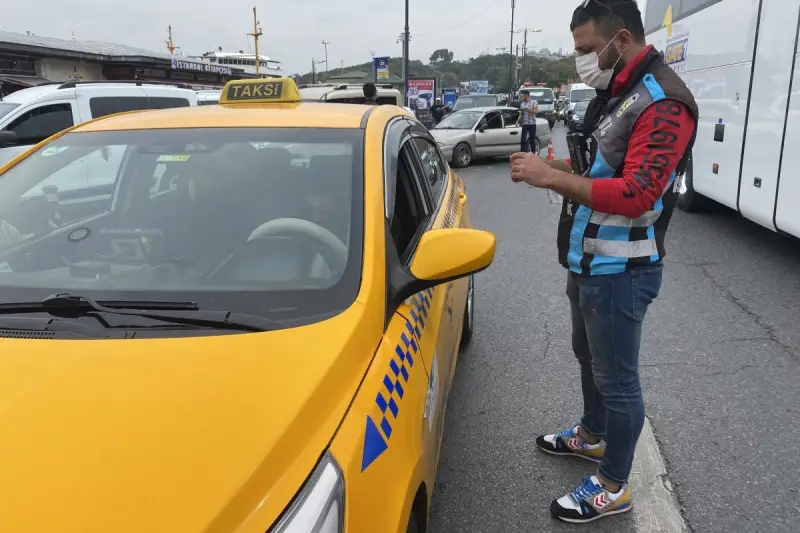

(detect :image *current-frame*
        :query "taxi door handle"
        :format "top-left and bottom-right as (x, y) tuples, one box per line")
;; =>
(510, 131), (519, 135)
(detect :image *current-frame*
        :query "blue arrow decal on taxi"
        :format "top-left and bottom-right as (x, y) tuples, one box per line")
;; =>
(360, 289), (434, 472)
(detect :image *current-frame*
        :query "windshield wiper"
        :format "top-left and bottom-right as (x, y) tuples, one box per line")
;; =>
(0, 293), (275, 332)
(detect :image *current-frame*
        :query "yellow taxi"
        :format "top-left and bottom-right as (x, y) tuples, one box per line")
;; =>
(0, 78), (495, 533)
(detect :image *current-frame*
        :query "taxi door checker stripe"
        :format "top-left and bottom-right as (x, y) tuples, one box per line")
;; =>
(361, 288), (435, 471)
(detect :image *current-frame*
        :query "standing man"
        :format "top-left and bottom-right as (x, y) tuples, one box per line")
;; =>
(510, 0), (698, 524)
(517, 90), (539, 152)
(362, 82), (378, 105)
(430, 97), (447, 124)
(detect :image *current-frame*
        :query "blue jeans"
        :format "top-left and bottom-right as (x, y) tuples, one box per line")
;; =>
(566, 265), (663, 484)
(521, 124), (537, 153)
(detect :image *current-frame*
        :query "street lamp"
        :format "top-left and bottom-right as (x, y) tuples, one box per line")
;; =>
(321, 40), (331, 76)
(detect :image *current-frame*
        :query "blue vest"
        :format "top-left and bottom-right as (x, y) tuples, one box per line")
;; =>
(557, 48), (698, 276)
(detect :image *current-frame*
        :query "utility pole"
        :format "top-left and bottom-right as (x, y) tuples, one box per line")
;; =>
(519, 28), (542, 84)
(515, 44), (520, 90)
(247, 7), (263, 75)
(508, 0), (516, 94)
(403, 0), (410, 107)
(312, 58), (316, 84)
(321, 40), (331, 76)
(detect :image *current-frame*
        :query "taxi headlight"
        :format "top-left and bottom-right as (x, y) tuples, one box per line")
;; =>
(270, 453), (344, 533)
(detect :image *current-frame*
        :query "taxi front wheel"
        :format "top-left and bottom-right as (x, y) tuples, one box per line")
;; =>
(460, 274), (475, 349)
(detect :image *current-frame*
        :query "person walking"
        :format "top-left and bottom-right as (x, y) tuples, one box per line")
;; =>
(509, 0), (698, 524)
(362, 82), (378, 105)
(517, 90), (539, 152)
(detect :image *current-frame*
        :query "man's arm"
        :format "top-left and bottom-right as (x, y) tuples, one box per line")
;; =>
(591, 100), (695, 218)
(538, 100), (695, 214)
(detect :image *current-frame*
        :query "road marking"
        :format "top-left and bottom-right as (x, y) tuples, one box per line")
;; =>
(629, 418), (688, 533)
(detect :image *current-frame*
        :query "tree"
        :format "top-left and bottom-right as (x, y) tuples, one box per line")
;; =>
(440, 72), (458, 89)
(429, 48), (454, 63)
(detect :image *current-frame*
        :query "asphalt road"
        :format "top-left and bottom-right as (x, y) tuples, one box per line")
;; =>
(428, 124), (800, 533)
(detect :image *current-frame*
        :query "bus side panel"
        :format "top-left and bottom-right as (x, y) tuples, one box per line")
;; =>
(738, 0), (800, 231)
(774, 53), (800, 236)
(646, 0), (757, 211)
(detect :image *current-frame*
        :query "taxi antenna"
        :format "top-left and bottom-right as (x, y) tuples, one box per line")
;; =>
(247, 6), (264, 76)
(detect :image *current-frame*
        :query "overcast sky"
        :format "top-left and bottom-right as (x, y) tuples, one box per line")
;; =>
(1, 0), (625, 74)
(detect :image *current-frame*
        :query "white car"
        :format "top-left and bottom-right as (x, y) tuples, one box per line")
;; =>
(430, 106), (553, 168)
(0, 81), (198, 167)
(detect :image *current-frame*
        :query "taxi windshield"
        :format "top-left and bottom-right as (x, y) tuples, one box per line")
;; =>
(0, 127), (364, 325)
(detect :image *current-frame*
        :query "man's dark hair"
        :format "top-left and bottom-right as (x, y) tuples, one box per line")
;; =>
(570, 0), (646, 43)
(520, 89), (530, 96)
(363, 82), (377, 99)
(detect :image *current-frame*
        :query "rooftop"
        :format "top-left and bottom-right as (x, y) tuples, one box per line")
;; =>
(0, 30), (173, 62)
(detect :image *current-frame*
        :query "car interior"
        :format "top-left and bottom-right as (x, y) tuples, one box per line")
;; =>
(0, 140), (354, 291)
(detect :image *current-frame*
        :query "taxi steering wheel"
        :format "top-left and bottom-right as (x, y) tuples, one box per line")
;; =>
(246, 218), (348, 274)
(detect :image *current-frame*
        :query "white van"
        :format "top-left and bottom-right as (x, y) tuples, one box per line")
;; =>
(0, 81), (199, 167)
(298, 84), (403, 106)
(196, 90), (222, 105)
(518, 85), (556, 128)
(566, 83), (597, 116)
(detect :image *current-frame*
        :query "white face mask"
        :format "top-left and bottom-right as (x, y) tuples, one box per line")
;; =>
(575, 34), (625, 90)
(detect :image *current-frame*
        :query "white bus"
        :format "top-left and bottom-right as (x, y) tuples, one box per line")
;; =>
(645, 0), (800, 238)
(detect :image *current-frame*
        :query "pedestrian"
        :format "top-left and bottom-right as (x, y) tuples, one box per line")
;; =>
(430, 97), (447, 124)
(516, 90), (539, 153)
(509, 0), (698, 524)
(363, 82), (378, 105)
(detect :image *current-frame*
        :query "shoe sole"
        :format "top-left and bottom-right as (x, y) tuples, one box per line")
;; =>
(536, 443), (603, 464)
(555, 504), (633, 523)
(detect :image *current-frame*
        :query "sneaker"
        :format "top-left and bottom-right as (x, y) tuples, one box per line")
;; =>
(550, 475), (633, 523)
(536, 425), (605, 463)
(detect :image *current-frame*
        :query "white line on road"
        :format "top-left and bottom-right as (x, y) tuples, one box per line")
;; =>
(629, 418), (688, 533)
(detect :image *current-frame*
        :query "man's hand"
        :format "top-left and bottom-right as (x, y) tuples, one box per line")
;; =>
(510, 152), (554, 188)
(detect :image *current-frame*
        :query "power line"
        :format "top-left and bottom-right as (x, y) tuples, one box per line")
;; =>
(414, 0), (504, 36)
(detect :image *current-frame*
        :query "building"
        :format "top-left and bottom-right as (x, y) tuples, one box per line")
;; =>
(0, 30), (267, 96)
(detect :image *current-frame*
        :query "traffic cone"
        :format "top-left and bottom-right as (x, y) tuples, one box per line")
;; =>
(546, 140), (556, 161)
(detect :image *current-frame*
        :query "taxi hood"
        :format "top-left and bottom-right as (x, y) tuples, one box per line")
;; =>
(0, 303), (375, 533)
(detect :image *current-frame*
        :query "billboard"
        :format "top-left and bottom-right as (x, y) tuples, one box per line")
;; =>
(373, 56), (390, 81)
(407, 79), (435, 110)
(467, 80), (489, 94)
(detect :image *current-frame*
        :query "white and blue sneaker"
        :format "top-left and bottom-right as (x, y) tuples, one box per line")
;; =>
(550, 475), (633, 523)
(536, 425), (605, 463)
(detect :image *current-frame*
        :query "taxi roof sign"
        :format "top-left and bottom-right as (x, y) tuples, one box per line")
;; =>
(220, 77), (302, 104)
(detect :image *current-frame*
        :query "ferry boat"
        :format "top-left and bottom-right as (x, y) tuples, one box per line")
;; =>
(188, 49), (283, 78)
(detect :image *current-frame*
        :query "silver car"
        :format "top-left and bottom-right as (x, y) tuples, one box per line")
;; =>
(431, 106), (553, 168)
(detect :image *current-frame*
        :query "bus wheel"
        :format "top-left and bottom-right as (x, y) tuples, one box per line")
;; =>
(676, 153), (709, 213)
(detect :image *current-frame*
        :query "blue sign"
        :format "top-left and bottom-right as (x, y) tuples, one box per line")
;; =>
(373, 56), (390, 81)
(442, 88), (457, 108)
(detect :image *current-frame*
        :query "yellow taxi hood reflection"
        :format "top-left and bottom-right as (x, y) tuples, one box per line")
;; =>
(0, 302), (375, 533)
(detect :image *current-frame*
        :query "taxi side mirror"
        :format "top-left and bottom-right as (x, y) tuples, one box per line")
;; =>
(387, 228), (496, 314)
(477, 123), (487, 133)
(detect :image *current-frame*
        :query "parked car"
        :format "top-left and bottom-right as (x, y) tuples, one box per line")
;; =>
(430, 106), (553, 168)
(568, 100), (590, 132)
(196, 90), (222, 105)
(0, 81), (199, 167)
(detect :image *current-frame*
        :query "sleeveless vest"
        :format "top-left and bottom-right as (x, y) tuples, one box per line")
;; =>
(557, 47), (699, 276)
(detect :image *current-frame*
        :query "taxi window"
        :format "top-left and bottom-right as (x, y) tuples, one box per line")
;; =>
(412, 137), (447, 203)
(0, 127), (365, 327)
